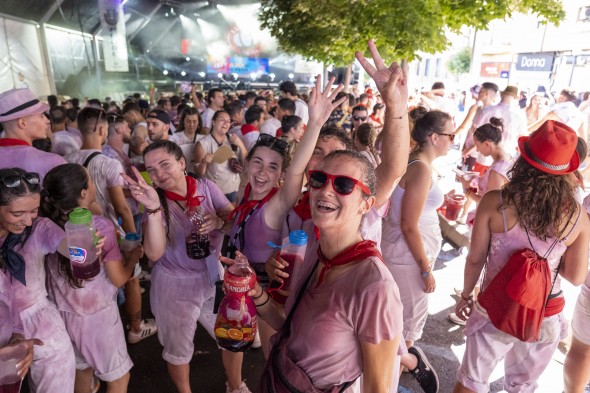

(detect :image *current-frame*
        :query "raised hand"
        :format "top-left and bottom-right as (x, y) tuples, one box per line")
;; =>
(121, 167), (160, 210)
(355, 40), (408, 111)
(307, 74), (347, 128)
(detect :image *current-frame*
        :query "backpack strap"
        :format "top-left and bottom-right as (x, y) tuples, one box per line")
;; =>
(83, 151), (102, 168)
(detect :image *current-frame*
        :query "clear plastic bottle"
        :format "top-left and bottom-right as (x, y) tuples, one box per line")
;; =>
(64, 208), (100, 280)
(185, 200), (210, 259)
(214, 253), (257, 352)
(279, 230), (308, 291)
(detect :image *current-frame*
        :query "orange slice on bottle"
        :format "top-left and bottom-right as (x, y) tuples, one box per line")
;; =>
(227, 328), (243, 341)
(215, 328), (229, 339)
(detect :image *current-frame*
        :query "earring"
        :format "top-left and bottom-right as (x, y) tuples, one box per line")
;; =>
(184, 170), (188, 176)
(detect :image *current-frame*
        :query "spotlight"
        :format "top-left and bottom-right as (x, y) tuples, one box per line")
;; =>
(186, 57), (191, 62)
(288, 73), (294, 79)
(250, 72), (257, 81)
(232, 73), (238, 80)
(163, 70), (169, 75)
(146, 49), (150, 53)
(165, 12), (169, 17)
(269, 73), (275, 81)
(217, 73), (223, 79)
(181, 71), (186, 76)
(199, 72), (206, 78)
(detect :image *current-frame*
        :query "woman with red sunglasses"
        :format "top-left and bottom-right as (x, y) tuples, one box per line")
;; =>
(381, 109), (453, 352)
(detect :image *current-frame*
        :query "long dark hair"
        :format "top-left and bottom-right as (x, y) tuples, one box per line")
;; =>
(501, 156), (579, 240)
(40, 164), (89, 288)
(0, 168), (40, 269)
(177, 107), (202, 140)
(143, 140), (186, 240)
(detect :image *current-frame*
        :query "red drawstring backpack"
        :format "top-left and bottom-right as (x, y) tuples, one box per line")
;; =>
(477, 211), (576, 342)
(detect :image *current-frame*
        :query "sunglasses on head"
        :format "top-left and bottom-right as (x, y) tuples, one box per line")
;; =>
(307, 170), (371, 196)
(106, 114), (125, 124)
(0, 172), (40, 188)
(257, 133), (289, 153)
(437, 133), (455, 142)
(352, 115), (367, 121)
(90, 108), (105, 133)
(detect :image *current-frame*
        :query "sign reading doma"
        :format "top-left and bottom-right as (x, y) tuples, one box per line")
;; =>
(515, 53), (555, 72)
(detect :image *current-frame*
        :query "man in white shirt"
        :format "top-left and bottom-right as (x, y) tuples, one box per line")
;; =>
(201, 88), (225, 133)
(279, 81), (309, 125)
(260, 98), (296, 137)
(529, 89), (584, 136)
(49, 105), (81, 156)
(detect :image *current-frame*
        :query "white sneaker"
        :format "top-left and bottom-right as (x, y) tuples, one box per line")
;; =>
(226, 381), (252, 393)
(128, 319), (158, 344)
(251, 330), (261, 349)
(448, 312), (467, 326)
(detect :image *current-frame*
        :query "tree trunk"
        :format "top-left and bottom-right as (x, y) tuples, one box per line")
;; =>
(343, 63), (352, 92)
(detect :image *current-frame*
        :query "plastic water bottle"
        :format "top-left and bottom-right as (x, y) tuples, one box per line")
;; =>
(64, 208), (100, 280)
(279, 230), (308, 291)
(214, 253), (257, 352)
(185, 201), (211, 259)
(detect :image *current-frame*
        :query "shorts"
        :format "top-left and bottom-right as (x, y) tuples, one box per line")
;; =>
(457, 306), (565, 393)
(20, 299), (76, 393)
(61, 303), (133, 382)
(150, 264), (216, 365)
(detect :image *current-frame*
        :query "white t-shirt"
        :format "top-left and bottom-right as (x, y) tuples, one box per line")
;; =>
(51, 130), (81, 157)
(201, 107), (216, 129)
(552, 102), (584, 133)
(65, 149), (126, 226)
(295, 98), (309, 125)
(260, 117), (281, 137)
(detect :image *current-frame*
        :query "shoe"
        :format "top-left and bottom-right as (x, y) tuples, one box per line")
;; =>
(91, 376), (100, 393)
(448, 312), (467, 326)
(128, 319), (158, 344)
(226, 381), (252, 393)
(251, 330), (261, 349)
(408, 346), (439, 393)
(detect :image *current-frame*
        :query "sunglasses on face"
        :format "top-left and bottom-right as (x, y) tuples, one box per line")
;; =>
(437, 133), (455, 142)
(0, 172), (41, 188)
(307, 170), (371, 196)
(257, 133), (289, 153)
(352, 115), (367, 122)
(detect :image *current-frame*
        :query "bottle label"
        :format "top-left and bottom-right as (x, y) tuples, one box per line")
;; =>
(68, 247), (87, 264)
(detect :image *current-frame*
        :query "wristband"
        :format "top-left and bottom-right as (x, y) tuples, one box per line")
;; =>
(421, 267), (431, 278)
(461, 293), (473, 302)
(255, 292), (271, 307)
(252, 290), (265, 300)
(145, 206), (162, 215)
(392, 112), (407, 120)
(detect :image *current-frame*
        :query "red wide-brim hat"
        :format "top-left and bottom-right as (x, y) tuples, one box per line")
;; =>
(518, 120), (580, 175)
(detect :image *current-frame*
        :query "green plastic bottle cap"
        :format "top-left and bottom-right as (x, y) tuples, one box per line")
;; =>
(68, 208), (92, 225)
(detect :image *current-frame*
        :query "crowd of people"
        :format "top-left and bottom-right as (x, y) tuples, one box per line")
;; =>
(1, 39), (590, 393)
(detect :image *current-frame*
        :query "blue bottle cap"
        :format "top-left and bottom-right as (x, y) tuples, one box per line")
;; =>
(125, 233), (141, 241)
(289, 230), (308, 246)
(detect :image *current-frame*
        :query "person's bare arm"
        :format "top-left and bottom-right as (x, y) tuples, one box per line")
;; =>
(360, 338), (399, 393)
(108, 186), (136, 233)
(355, 40), (410, 208)
(561, 209), (590, 285)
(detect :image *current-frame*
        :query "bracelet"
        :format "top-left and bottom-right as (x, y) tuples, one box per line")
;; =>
(145, 205), (162, 215)
(252, 289), (265, 300)
(255, 292), (271, 308)
(421, 267), (431, 278)
(392, 112), (407, 120)
(461, 293), (473, 302)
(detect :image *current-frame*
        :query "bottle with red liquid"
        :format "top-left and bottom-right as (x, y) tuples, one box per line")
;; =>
(65, 208), (100, 280)
(214, 253), (257, 352)
(0, 342), (26, 393)
(185, 200), (210, 260)
(279, 230), (308, 291)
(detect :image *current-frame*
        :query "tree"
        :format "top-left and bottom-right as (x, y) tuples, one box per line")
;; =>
(258, 0), (565, 66)
(447, 47), (472, 76)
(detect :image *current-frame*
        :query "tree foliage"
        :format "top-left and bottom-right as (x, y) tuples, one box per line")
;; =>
(258, 0), (565, 65)
(447, 47), (472, 76)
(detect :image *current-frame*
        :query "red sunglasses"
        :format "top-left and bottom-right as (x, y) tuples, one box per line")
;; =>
(308, 170), (371, 196)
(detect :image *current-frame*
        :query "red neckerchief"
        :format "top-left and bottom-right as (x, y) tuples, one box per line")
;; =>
(275, 127), (283, 138)
(241, 124), (258, 135)
(0, 138), (30, 147)
(316, 240), (382, 287)
(369, 115), (383, 125)
(228, 183), (279, 226)
(293, 191), (320, 239)
(163, 176), (205, 207)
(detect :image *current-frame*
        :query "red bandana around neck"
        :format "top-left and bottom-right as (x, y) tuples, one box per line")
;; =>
(228, 183), (279, 226)
(163, 176), (205, 207)
(241, 124), (259, 135)
(316, 240), (382, 287)
(292, 191), (320, 239)
(0, 138), (30, 147)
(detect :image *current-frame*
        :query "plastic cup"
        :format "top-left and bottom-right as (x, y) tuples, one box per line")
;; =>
(444, 193), (466, 221)
(0, 342), (26, 392)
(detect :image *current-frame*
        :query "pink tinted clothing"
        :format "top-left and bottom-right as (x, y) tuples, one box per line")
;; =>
(230, 203), (282, 268)
(285, 241), (403, 390)
(47, 216), (122, 315)
(0, 145), (66, 180)
(51, 131), (81, 156)
(65, 149), (126, 227)
(477, 159), (511, 195)
(459, 196), (578, 392)
(147, 178), (229, 275)
(6, 218), (64, 311)
(0, 270), (23, 345)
